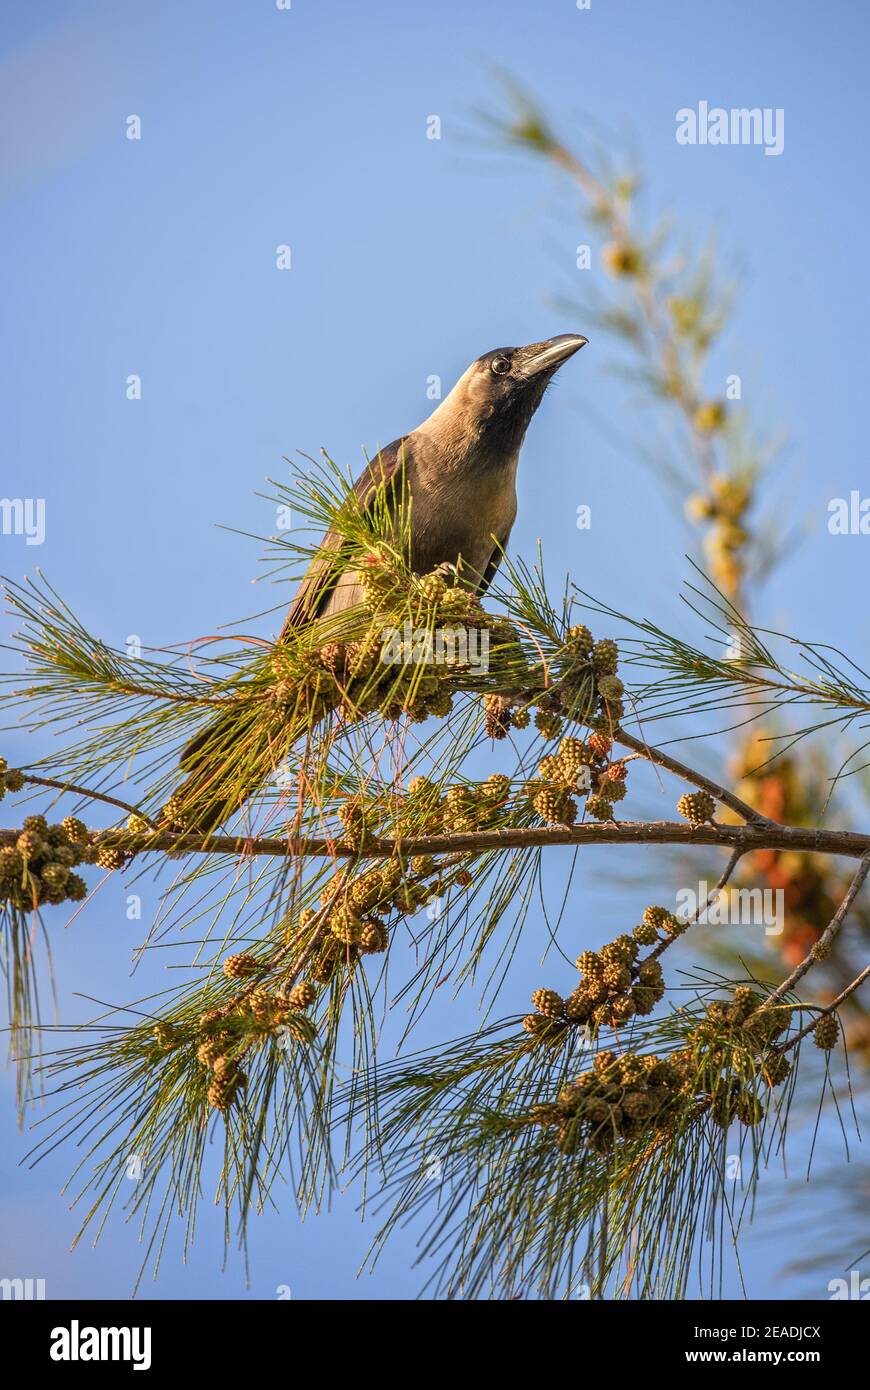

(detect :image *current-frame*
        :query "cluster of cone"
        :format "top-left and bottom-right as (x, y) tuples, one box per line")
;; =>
(482, 624), (625, 746)
(304, 852), (449, 985)
(531, 732), (628, 826)
(270, 556), (527, 731)
(150, 963), (320, 1112)
(528, 984), (804, 1156)
(0, 812), (90, 909)
(523, 930), (666, 1041)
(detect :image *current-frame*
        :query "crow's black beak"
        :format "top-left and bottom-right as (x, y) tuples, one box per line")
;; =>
(517, 334), (588, 377)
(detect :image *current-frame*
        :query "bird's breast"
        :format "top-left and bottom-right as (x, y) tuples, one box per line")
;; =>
(409, 459), (518, 577)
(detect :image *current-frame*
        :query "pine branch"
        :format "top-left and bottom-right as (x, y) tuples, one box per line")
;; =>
(4, 460), (869, 1298)
(614, 726), (771, 825)
(783, 965), (870, 1051)
(4, 819), (870, 864)
(77, 820), (870, 861)
(766, 852), (870, 1008)
(646, 848), (745, 965)
(11, 770), (157, 826)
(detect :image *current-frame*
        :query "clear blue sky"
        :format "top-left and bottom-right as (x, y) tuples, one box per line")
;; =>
(1, 0), (868, 1299)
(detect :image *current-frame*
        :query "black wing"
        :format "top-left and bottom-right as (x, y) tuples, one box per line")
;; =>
(279, 438), (409, 638)
(476, 528), (511, 598)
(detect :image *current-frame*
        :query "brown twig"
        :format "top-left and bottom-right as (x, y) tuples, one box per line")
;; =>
(2, 818), (866, 863)
(10, 772), (157, 828)
(765, 852), (870, 1009)
(614, 727), (771, 826)
(649, 847), (744, 963)
(781, 964), (870, 1052)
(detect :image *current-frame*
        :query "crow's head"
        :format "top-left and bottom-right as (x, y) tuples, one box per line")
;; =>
(426, 334), (588, 461)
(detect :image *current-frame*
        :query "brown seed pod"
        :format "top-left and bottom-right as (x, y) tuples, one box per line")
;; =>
(482, 773), (511, 804)
(632, 921), (659, 946)
(575, 950), (601, 977)
(249, 989), (280, 1023)
(286, 980), (317, 1009)
(483, 694), (513, 740)
(359, 921), (389, 954)
(597, 675), (624, 701)
(222, 952), (258, 981)
(591, 638), (619, 675)
(531, 987), (565, 1019)
(59, 816), (87, 844)
(328, 905), (363, 945)
(602, 962), (632, 992)
(676, 790), (717, 826)
(564, 623), (594, 657)
(160, 793), (188, 829)
(565, 989), (593, 1022)
(207, 1064), (246, 1112)
(534, 707), (563, 740)
(16, 830), (43, 860)
(0, 846), (24, 882)
(65, 872), (88, 901)
(411, 854), (437, 876)
(812, 1013), (840, 1051)
(534, 787), (577, 825)
(197, 1038), (227, 1067)
(96, 844), (127, 871)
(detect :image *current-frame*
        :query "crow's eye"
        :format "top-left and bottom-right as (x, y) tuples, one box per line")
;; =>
(491, 356), (511, 375)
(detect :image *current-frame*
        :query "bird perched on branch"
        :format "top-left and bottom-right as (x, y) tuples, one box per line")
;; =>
(168, 333), (588, 830)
